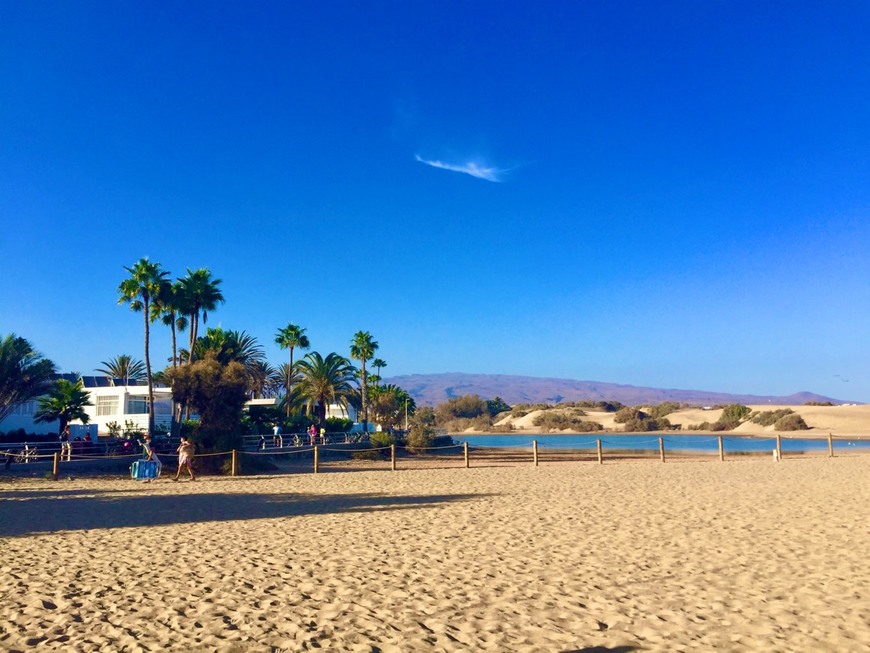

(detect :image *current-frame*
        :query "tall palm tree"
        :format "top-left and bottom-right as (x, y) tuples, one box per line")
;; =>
(275, 323), (310, 416)
(350, 331), (378, 433)
(95, 354), (146, 385)
(372, 358), (387, 386)
(34, 378), (93, 436)
(0, 334), (57, 423)
(295, 352), (357, 427)
(118, 257), (169, 435)
(153, 279), (189, 369)
(178, 268), (224, 363)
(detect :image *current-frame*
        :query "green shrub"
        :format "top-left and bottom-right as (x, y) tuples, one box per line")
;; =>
(532, 412), (601, 432)
(774, 413), (809, 430)
(751, 409), (794, 427)
(614, 407), (646, 424)
(370, 432), (395, 449)
(647, 402), (682, 419)
(406, 424), (435, 453)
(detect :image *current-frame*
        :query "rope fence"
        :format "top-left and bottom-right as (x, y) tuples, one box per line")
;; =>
(2, 432), (867, 480)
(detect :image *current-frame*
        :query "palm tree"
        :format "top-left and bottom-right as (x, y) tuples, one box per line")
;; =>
(350, 331), (378, 433)
(178, 268), (224, 363)
(295, 352), (357, 427)
(247, 360), (280, 399)
(95, 354), (146, 385)
(372, 358), (387, 386)
(193, 327), (264, 370)
(275, 323), (310, 416)
(34, 378), (93, 436)
(153, 279), (189, 368)
(118, 257), (169, 435)
(0, 334), (58, 423)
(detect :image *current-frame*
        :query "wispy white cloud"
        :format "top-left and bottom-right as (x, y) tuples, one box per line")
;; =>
(415, 154), (506, 182)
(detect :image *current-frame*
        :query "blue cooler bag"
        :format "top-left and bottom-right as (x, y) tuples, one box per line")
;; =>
(131, 459), (161, 480)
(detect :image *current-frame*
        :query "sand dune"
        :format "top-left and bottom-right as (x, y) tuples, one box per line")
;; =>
(1, 457), (868, 651)
(492, 403), (870, 436)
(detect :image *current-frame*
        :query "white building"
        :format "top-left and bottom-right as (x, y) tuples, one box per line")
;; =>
(245, 397), (358, 422)
(0, 374), (173, 437)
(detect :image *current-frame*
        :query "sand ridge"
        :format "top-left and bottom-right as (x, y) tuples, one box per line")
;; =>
(1, 457), (868, 651)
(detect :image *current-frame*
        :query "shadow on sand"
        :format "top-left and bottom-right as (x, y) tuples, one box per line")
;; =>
(0, 487), (492, 537)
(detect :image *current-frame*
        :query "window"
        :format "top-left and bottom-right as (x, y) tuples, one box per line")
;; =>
(96, 396), (118, 416)
(127, 397), (150, 414)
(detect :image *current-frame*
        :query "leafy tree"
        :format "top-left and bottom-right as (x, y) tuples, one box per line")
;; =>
(118, 257), (169, 435)
(95, 354), (146, 385)
(350, 331), (378, 432)
(178, 267), (224, 363)
(486, 396), (511, 417)
(0, 334), (58, 423)
(436, 394), (488, 423)
(34, 378), (93, 435)
(369, 384), (415, 431)
(166, 353), (248, 452)
(275, 323), (310, 416)
(295, 351), (357, 427)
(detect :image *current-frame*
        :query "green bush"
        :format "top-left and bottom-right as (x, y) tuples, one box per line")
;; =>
(369, 432), (395, 449)
(406, 424), (435, 453)
(532, 412), (601, 432)
(647, 402), (682, 419)
(614, 407), (646, 424)
(751, 409), (794, 427)
(774, 413), (809, 430)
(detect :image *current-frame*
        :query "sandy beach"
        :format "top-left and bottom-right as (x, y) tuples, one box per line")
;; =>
(1, 456), (868, 652)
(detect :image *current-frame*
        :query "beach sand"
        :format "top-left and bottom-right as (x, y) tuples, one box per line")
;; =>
(1, 456), (868, 652)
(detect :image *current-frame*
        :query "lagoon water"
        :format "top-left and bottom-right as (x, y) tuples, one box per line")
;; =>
(454, 433), (870, 454)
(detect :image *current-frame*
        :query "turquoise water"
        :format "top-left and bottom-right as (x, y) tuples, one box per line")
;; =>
(454, 434), (870, 454)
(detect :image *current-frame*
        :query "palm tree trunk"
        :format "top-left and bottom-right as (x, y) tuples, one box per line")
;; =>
(361, 359), (368, 433)
(143, 299), (155, 435)
(286, 347), (294, 418)
(170, 316), (179, 437)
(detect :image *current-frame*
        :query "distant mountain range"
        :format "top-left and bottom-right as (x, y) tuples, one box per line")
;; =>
(383, 373), (846, 407)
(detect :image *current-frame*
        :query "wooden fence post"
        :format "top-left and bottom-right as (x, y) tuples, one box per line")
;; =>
(231, 449), (238, 477)
(52, 452), (59, 481)
(313, 445), (320, 473)
(828, 432), (834, 458)
(463, 442), (469, 468)
(659, 437), (666, 463)
(597, 439), (602, 465)
(533, 440), (538, 467)
(774, 434), (782, 461)
(718, 436), (724, 462)
(391, 444), (396, 471)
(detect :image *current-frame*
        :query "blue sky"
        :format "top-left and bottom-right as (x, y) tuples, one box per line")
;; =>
(2, 1), (869, 401)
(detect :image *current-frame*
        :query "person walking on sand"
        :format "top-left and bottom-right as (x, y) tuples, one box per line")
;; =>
(60, 425), (71, 461)
(173, 436), (196, 481)
(140, 433), (161, 482)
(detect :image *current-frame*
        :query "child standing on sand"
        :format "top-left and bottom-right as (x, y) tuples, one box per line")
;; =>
(173, 436), (196, 481)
